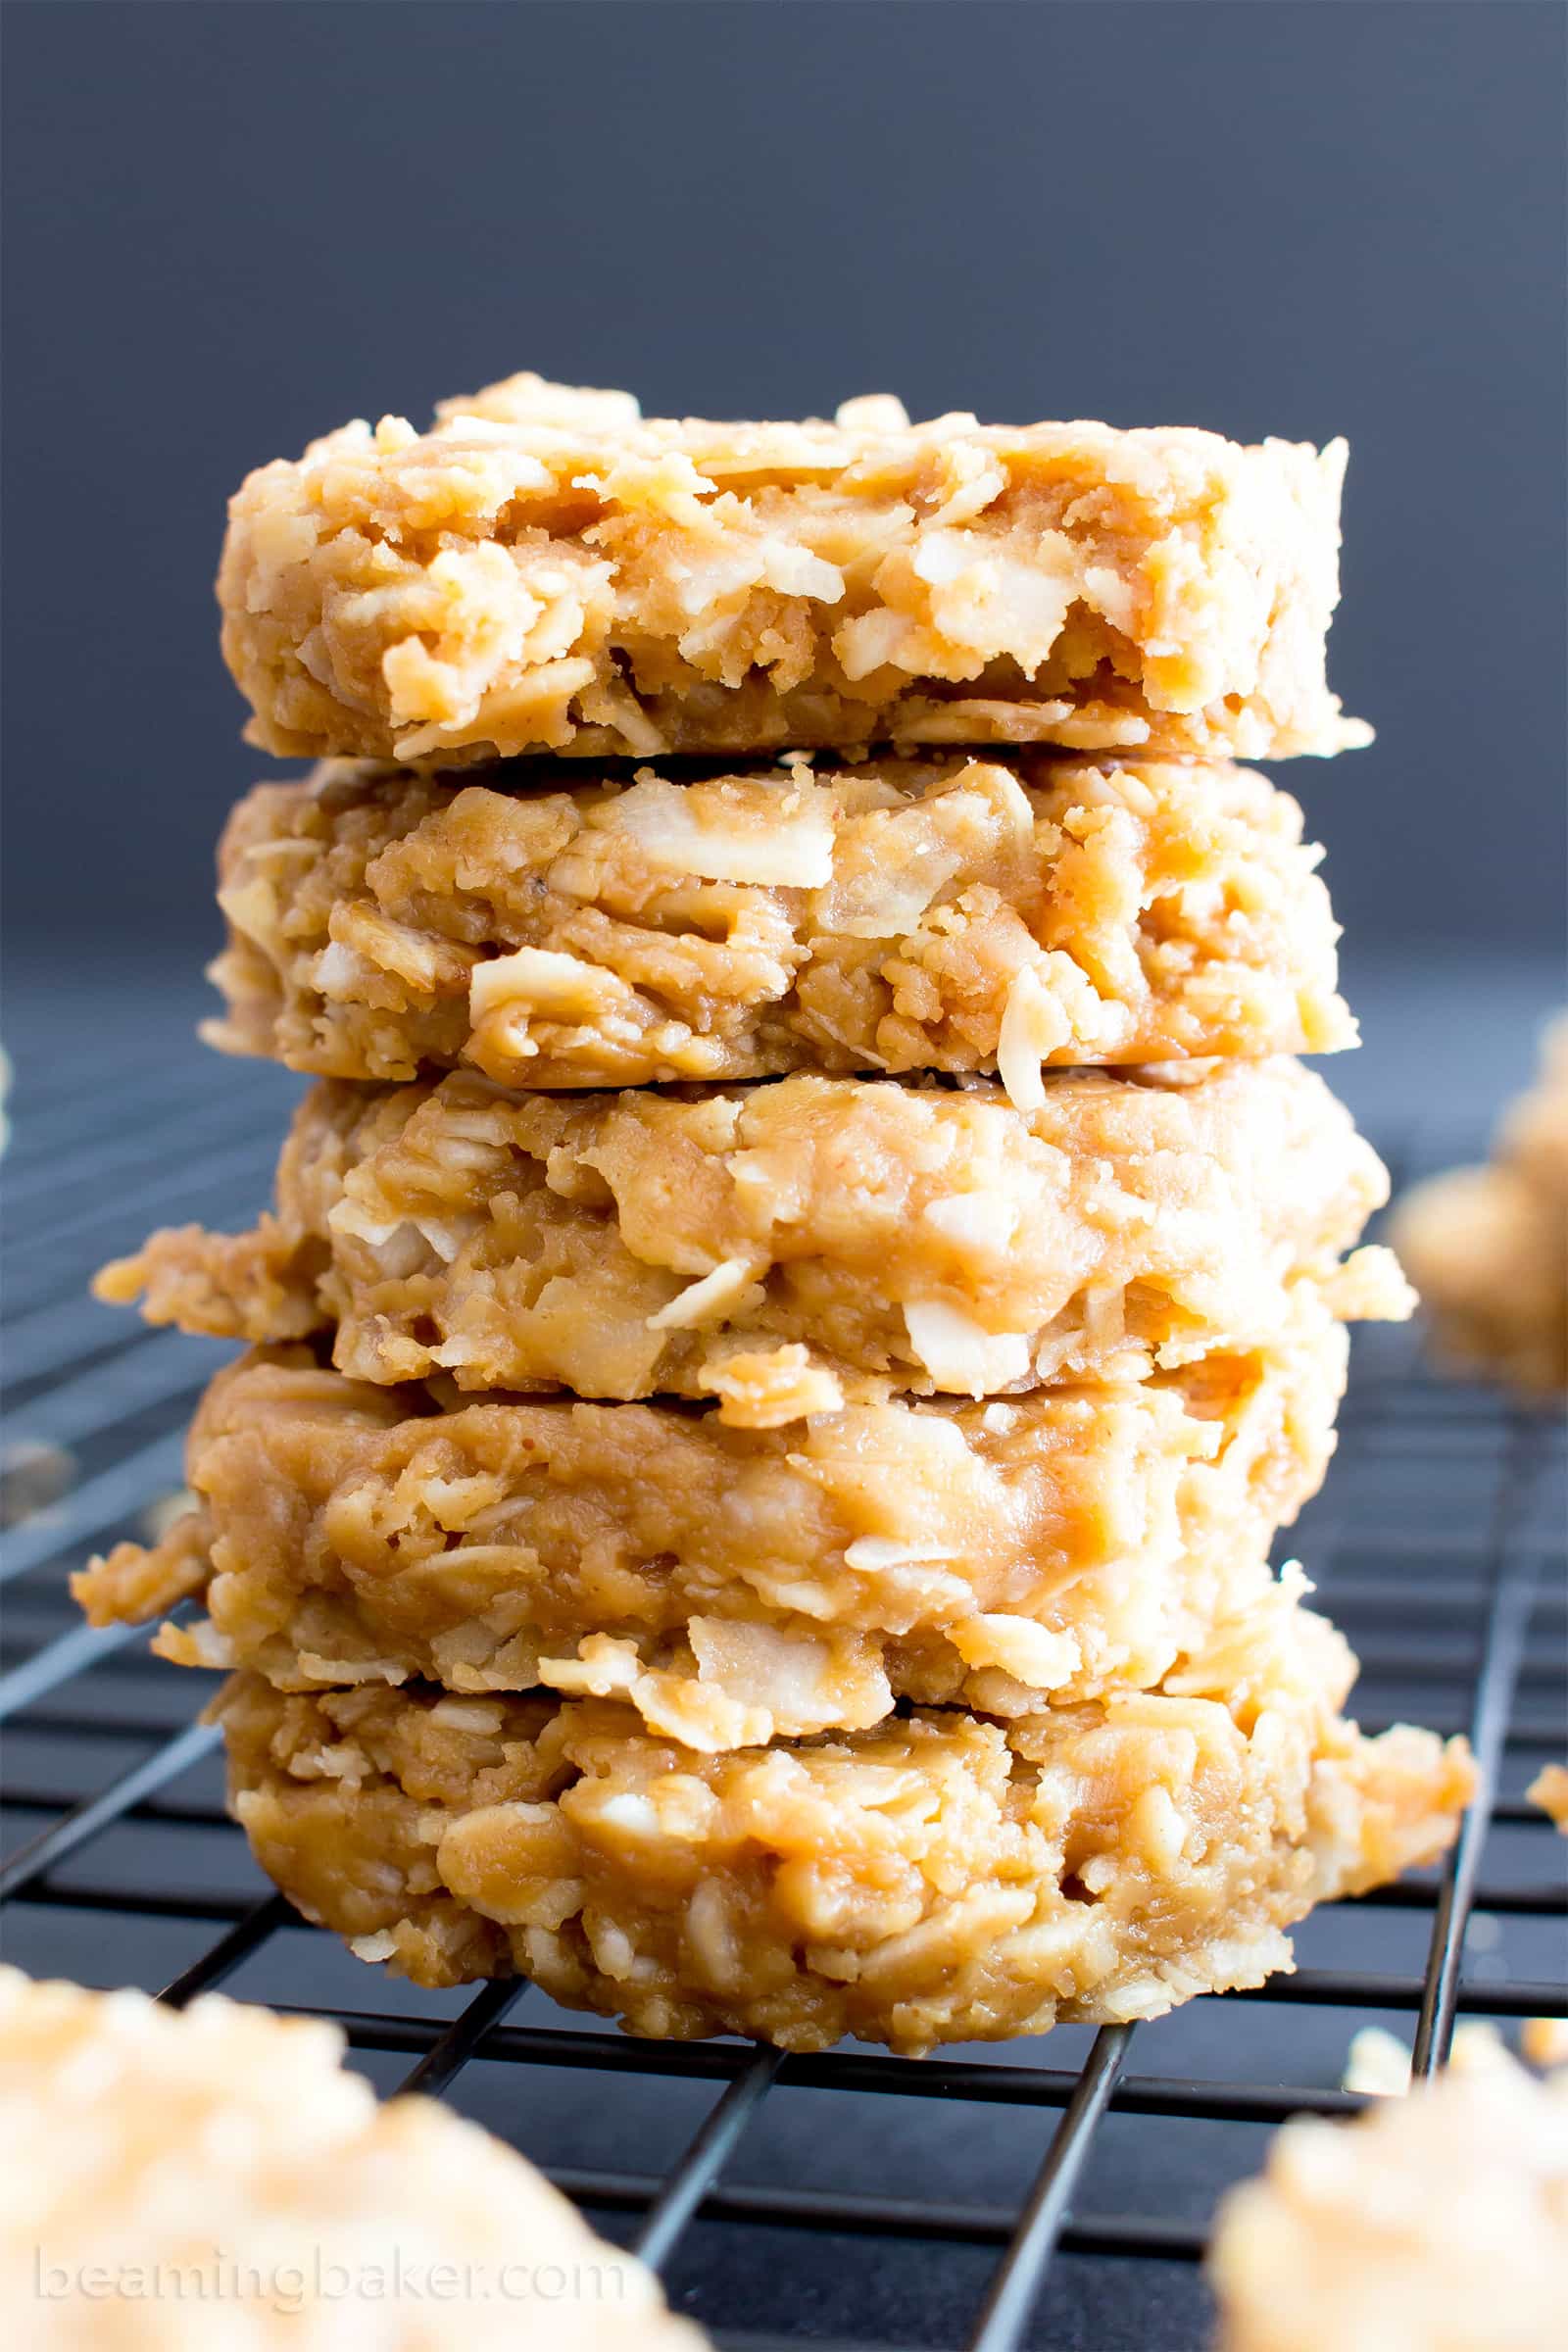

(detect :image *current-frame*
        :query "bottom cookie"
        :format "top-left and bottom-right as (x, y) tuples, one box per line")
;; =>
(217, 1594), (1473, 2056)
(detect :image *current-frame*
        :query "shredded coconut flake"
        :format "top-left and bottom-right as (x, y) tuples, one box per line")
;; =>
(348, 1930), (399, 1961)
(611, 777), (835, 887)
(834, 393), (911, 432)
(842, 1537), (960, 1573)
(997, 965), (1072, 1110)
(469, 945), (620, 1019)
(645, 1257), (761, 1333)
(950, 1614), (1080, 1688)
(903, 1299), (1033, 1396)
(922, 1193), (1015, 1251)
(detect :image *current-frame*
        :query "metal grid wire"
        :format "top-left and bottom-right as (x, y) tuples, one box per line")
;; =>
(2, 1039), (1564, 2351)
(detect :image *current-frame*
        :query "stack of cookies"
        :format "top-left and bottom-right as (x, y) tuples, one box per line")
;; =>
(80, 379), (1473, 2055)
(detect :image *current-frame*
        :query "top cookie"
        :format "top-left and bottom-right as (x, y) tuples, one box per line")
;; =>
(219, 375), (1368, 766)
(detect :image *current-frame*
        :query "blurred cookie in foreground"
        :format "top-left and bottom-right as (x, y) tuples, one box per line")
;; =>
(204, 754), (1355, 1090)
(0, 1966), (704, 2350)
(1208, 2044), (1568, 2352)
(213, 1603), (1471, 2055)
(218, 377), (1367, 766)
(1392, 1013), (1568, 1395)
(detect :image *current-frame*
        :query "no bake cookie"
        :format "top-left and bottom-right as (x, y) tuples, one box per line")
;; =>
(1393, 1015), (1568, 1396)
(0, 1967), (702, 2350)
(97, 1059), (1407, 1408)
(204, 754), (1354, 1089)
(1209, 2047), (1568, 2352)
(213, 1618), (1470, 2055)
(219, 376), (1366, 766)
(78, 1317), (1346, 1741)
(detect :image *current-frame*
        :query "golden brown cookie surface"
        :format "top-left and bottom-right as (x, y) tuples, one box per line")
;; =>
(204, 754), (1354, 1088)
(78, 1314), (1348, 1740)
(216, 1624), (1471, 2055)
(97, 1058), (1406, 1408)
(219, 378), (1365, 767)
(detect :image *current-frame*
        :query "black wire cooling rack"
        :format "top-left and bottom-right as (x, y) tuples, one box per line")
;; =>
(2, 1024), (1565, 2351)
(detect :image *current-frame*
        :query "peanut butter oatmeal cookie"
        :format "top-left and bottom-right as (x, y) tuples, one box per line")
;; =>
(1393, 1160), (1567, 1393)
(218, 376), (1366, 766)
(203, 754), (1354, 1089)
(1209, 2047), (1568, 2352)
(96, 1060), (1407, 1409)
(1393, 1014), (1568, 1395)
(80, 1314), (1343, 1742)
(1530, 1763), (1568, 1832)
(212, 1622), (1471, 2055)
(0, 1968), (704, 2349)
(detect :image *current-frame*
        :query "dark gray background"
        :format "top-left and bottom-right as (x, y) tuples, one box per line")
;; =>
(3, 0), (1564, 975)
